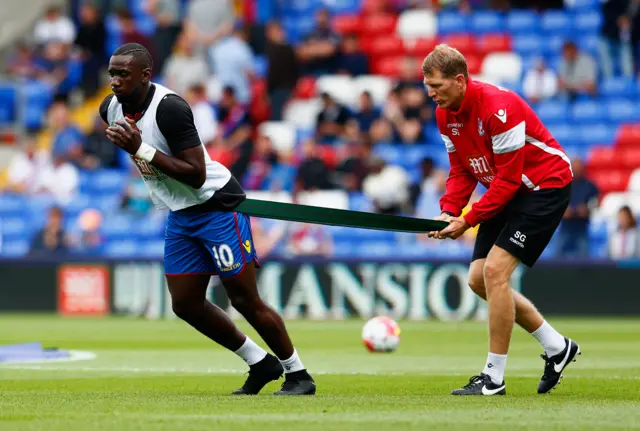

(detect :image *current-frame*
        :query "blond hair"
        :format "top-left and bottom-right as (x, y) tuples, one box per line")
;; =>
(422, 44), (468, 79)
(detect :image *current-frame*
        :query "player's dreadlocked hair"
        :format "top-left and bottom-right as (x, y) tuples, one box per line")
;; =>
(113, 43), (153, 70)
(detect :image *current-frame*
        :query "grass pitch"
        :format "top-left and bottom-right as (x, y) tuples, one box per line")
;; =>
(0, 315), (639, 430)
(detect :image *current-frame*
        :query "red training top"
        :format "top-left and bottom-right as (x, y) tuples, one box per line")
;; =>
(435, 79), (573, 227)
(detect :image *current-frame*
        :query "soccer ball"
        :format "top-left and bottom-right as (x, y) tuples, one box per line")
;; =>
(361, 316), (401, 353)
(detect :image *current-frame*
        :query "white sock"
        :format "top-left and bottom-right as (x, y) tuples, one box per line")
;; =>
(482, 352), (507, 385)
(279, 348), (305, 373)
(531, 320), (566, 357)
(234, 336), (267, 366)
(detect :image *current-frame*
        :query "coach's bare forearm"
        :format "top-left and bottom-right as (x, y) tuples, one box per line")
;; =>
(150, 151), (205, 189)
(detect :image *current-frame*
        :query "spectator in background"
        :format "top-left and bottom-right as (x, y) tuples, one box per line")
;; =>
(415, 168), (447, 220)
(116, 8), (156, 61)
(209, 23), (255, 105)
(146, 0), (182, 75)
(6, 42), (41, 79)
(266, 21), (299, 121)
(522, 57), (558, 104)
(32, 154), (80, 205)
(298, 8), (340, 75)
(600, 0), (634, 78)
(48, 100), (84, 164)
(162, 32), (210, 96)
(250, 218), (287, 259)
(295, 139), (335, 191)
(73, 2), (106, 98)
(354, 91), (382, 135)
(121, 166), (154, 215)
(286, 222), (334, 257)
(184, 0), (234, 55)
(557, 158), (599, 257)
(335, 133), (373, 192)
(362, 157), (411, 215)
(609, 205), (640, 259)
(625, 0), (640, 75)
(243, 134), (280, 191)
(409, 156), (436, 209)
(558, 41), (598, 101)
(316, 92), (351, 144)
(34, 42), (73, 97)
(81, 115), (121, 170)
(34, 5), (76, 47)
(4, 135), (49, 195)
(28, 206), (68, 256)
(72, 208), (104, 254)
(337, 34), (369, 77)
(184, 83), (219, 147)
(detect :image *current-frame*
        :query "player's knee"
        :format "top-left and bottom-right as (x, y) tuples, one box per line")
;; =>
(228, 292), (261, 315)
(171, 296), (199, 320)
(482, 260), (510, 289)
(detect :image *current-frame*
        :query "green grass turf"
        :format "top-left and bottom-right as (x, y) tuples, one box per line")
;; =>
(0, 315), (639, 430)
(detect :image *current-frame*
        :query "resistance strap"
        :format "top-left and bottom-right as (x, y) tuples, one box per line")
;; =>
(235, 199), (448, 233)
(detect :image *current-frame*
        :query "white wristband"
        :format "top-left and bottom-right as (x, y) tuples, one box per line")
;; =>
(135, 142), (157, 163)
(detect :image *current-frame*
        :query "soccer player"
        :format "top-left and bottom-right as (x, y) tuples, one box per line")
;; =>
(422, 45), (581, 396)
(100, 43), (315, 396)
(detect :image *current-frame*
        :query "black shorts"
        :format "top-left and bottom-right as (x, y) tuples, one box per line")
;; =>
(471, 183), (571, 267)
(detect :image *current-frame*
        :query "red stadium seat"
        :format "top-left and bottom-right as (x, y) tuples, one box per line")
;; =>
(588, 169), (634, 194)
(361, 14), (398, 36)
(464, 53), (484, 75)
(251, 79), (266, 99)
(369, 36), (405, 57)
(333, 15), (362, 35)
(404, 38), (437, 56)
(616, 124), (640, 147)
(440, 34), (475, 56)
(619, 148), (640, 169)
(372, 56), (402, 77)
(361, 0), (389, 14)
(295, 76), (317, 99)
(359, 36), (375, 54)
(587, 146), (617, 169)
(477, 34), (512, 54)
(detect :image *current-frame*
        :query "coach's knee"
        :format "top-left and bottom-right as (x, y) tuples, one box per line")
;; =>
(482, 259), (510, 291)
(468, 261), (487, 299)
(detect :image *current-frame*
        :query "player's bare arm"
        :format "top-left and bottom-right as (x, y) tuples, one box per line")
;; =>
(106, 118), (206, 189)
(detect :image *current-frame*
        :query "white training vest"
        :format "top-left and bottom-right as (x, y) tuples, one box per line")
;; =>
(106, 83), (232, 211)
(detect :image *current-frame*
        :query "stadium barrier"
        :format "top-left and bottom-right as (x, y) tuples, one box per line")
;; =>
(1, 258), (638, 318)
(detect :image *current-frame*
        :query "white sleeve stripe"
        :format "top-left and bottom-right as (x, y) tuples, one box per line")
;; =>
(441, 134), (456, 153)
(491, 121), (525, 154)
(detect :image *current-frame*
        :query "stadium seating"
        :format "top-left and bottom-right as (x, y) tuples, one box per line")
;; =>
(2, 0), (639, 260)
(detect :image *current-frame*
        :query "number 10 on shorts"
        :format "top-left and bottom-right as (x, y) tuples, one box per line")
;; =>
(212, 244), (235, 269)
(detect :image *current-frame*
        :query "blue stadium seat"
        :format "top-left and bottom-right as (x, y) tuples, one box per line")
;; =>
(534, 100), (570, 124)
(506, 10), (539, 34)
(104, 240), (139, 258)
(512, 34), (544, 56)
(600, 77), (638, 98)
(547, 124), (579, 146)
(543, 35), (567, 56)
(575, 10), (602, 33)
(373, 143), (402, 165)
(0, 194), (27, 216)
(63, 194), (92, 216)
(101, 213), (136, 239)
(1, 217), (29, 239)
(541, 10), (573, 35)
(0, 83), (16, 125)
(571, 100), (604, 123)
(138, 216), (166, 238)
(605, 99), (640, 123)
(579, 123), (616, 146)
(470, 11), (506, 34)
(356, 241), (396, 258)
(82, 169), (128, 195)
(578, 35), (600, 56)
(437, 11), (469, 34)
(328, 0), (360, 14)
(135, 15), (156, 36)
(348, 193), (373, 212)
(566, 0), (600, 11)
(24, 80), (53, 130)
(254, 56), (268, 78)
(140, 240), (164, 259)
(282, 0), (322, 15)
(0, 240), (29, 257)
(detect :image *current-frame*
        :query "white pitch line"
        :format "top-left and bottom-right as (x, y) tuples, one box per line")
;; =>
(0, 364), (639, 380)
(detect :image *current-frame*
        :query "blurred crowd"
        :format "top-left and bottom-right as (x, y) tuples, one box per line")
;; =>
(2, 0), (640, 260)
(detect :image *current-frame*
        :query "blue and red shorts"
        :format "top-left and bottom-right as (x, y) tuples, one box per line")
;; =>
(164, 210), (259, 278)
